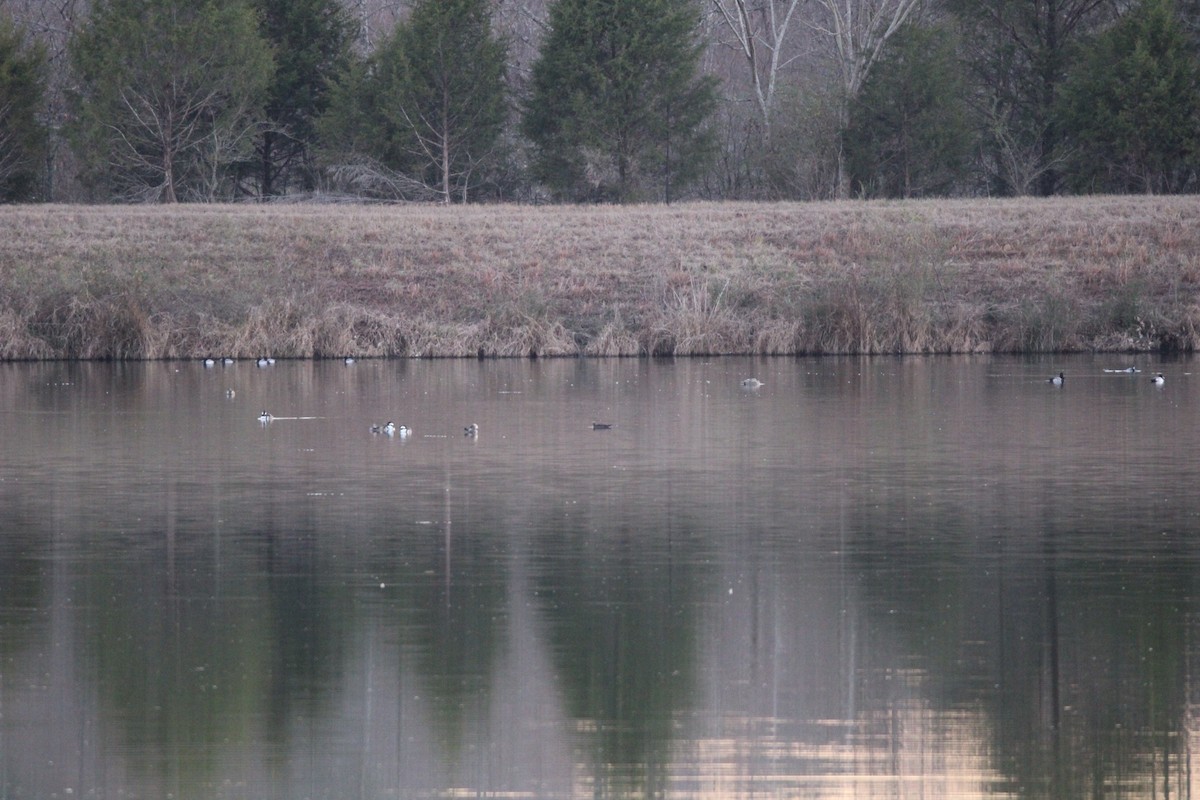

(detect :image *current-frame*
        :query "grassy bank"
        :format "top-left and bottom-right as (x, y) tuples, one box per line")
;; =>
(0, 196), (1198, 359)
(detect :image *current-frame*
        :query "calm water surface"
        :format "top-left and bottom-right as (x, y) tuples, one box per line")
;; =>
(1, 355), (1198, 799)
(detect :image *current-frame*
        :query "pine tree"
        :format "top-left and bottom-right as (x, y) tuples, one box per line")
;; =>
(320, 0), (507, 203)
(1060, 0), (1200, 192)
(253, 0), (354, 197)
(523, 0), (717, 202)
(843, 24), (973, 198)
(948, 0), (1116, 195)
(393, 0), (508, 202)
(0, 13), (47, 202)
(69, 0), (273, 202)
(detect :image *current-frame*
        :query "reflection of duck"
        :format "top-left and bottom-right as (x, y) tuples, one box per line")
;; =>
(464, 423), (479, 437)
(258, 410), (273, 423)
(592, 422), (613, 430)
(741, 378), (763, 388)
(1049, 372), (1064, 385)
(1151, 373), (1165, 385)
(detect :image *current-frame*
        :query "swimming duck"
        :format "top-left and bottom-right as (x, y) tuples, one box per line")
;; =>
(741, 378), (763, 389)
(592, 422), (613, 430)
(397, 424), (411, 437)
(225, 389), (236, 399)
(222, 357), (235, 365)
(1049, 372), (1064, 385)
(464, 423), (479, 437)
(344, 357), (355, 365)
(258, 410), (273, 423)
(382, 421), (396, 435)
(1152, 373), (1165, 385)
(257, 357), (271, 367)
(203, 357), (216, 368)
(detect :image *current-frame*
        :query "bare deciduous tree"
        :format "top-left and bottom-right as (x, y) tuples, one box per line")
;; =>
(0, 100), (19, 184)
(6, 0), (87, 199)
(339, 0), (404, 51)
(708, 0), (807, 138)
(809, 0), (924, 195)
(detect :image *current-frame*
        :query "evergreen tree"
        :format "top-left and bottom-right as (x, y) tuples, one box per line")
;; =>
(523, 0), (717, 202)
(0, 12), (47, 202)
(843, 24), (973, 198)
(319, 0), (507, 203)
(252, 0), (354, 197)
(1060, 0), (1200, 192)
(69, 0), (273, 202)
(949, 0), (1117, 195)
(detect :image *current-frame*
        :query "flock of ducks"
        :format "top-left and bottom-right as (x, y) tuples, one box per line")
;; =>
(245, 362), (1172, 439)
(368, 421), (411, 437)
(237, 356), (622, 437)
(1049, 369), (1166, 386)
(259, 410), (470, 438)
(204, 356), (273, 368)
(252, 375), (763, 433)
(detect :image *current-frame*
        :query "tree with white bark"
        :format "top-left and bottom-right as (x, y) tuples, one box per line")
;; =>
(809, 0), (925, 195)
(708, 0), (807, 138)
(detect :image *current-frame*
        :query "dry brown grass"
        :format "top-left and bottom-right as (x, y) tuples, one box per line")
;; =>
(0, 196), (1197, 359)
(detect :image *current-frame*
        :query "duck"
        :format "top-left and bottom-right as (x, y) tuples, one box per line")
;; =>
(257, 357), (272, 367)
(203, 357), (216, 368)
(225, 389), (236, 399)
(1049, 372), (1064, 385)
(1151, 373), (1165, 385)
(591, 422), (613, 430)
(222, 357), (235, 365)
(382, 421), (396, 435)
(344, 357), (355, 365)
(397, 424), (412, 437)
(741, 378), (763, 389)
(258, 410), (273, 423)
(464, 423), (479, 437)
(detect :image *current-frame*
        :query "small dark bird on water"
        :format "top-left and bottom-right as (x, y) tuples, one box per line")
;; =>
(591, 422), (613, 430)
(464, 423), (479, 437)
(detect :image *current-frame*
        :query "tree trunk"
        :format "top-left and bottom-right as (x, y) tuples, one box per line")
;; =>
(162, 126), (177, 203)
(440, 83), (452, 203)
(261, 131), (275, 198)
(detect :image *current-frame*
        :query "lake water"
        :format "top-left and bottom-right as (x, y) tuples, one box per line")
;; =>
(1, 354), (1198, 799)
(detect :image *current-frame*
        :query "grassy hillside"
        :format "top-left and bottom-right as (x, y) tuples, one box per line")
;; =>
(0, 196), (1197, 359)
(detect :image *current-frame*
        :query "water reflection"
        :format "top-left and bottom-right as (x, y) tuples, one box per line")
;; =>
(1, 355), (1198, 798)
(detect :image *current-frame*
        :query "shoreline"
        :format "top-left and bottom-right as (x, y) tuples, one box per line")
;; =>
(1, 196), (1197, 359)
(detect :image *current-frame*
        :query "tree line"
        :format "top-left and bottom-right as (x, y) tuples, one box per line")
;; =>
(0, 0), (1197, 204)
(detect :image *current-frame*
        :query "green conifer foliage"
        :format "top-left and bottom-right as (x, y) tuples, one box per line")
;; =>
(523, 0), (717, 202)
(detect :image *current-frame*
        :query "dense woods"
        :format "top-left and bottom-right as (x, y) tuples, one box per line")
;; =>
(0, 0), (1197, 203)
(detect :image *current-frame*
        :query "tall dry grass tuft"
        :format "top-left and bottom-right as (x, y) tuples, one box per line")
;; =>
(651, 276), (754, 355)
(310, 305), (407, 358)
(2, 196), (1199, 359)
